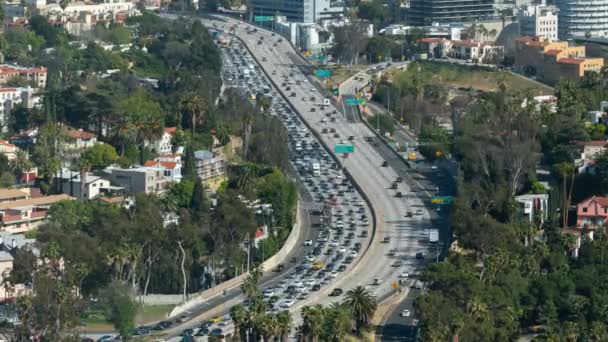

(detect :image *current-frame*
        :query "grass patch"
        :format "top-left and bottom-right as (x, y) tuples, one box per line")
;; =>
(81, 304), (173, 330)
(135, 304), (173, 324)
(393, 61), (554, 95)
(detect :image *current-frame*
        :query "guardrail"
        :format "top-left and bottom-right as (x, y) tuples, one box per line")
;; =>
(168, 203), (303, 317)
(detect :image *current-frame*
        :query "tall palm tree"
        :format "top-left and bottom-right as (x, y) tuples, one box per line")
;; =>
(230, 304), (246, 340)
(113, 115), (136, 156)
(256, 95), (272, 114)
(180, 94), (208, 136)
(10, 150), (32, 185)
(241, 266), (263, 300)
(276, 310), (292, 342)
(78, 159), (91, 200)
(345, 286), (377, 332)
(242, 112), (254, 160)
(301, 305), (325, 342)
(554, 162), (575, 228)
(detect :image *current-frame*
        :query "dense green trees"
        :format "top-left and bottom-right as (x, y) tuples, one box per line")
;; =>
(299, 286), (377, 340)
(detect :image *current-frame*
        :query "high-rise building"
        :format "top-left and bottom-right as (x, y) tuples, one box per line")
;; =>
(408, 0), (495, 25)
(518, 4), (558, 41)
(556, 0), (608, 38)
(249, 0), (344, 23)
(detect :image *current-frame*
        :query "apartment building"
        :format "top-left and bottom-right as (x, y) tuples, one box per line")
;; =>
(514, 36), (604, 84)
(556, 0), (608, 39)
(249, 0), (344, 23)
(0, 87), (40, 132)
(418, 38), (504, 63)
(107, 166), (169, 194)
(194, 150), (226, 186)
(143, 160), (182, 182)
(518, 4), (558, 41)
(0, 65), (47, 88)
(0, 193), (73, 233)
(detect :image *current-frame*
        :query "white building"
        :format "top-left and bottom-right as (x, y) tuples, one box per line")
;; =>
(56, 169), (112, 200)
(515, 194), (549, 223)
(0, 87), (40, 132)
(518, 4), (559, 41)
(143, 160), (182, 183)
(41, 0), (136, 16)
(146, 127), (176, 155)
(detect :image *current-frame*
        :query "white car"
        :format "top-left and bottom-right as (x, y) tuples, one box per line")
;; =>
(338, 247), (347, 253)
(304, 239), (313, 246)
(399, 272), (409, 279)
(329, 241), (339, 247)
(401, 309), (411, 317)
(306, 254), (315, 262)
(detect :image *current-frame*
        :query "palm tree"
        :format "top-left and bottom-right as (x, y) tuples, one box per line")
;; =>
(554, 162), (575, 228)
(59, 0), (69, 10)
(241, 266), (263, 299)
(466, 297), (490, 322)
(344, 286), (377, 332)
(301, 305), (325, 342)
(230, 304), (246, 340)
(449, 316), (464, 342)
(589, 321), (607, 341)
(276, 310), (292, 342)
(242, 112), (254, 160)
(327, 303), (353, 341)
(10, 150), (32, 185)
(113, 115), (136, 156)
(180, 94), (207, 136)
(258, 314), (276, 341)
(78, 159), (91, 200)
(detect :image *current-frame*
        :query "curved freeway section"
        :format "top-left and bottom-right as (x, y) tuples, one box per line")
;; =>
(208, 14), (437, 329)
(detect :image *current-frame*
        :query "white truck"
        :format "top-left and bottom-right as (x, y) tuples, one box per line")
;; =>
(429, 229), (439, 243)
(310, 160), (320, 176)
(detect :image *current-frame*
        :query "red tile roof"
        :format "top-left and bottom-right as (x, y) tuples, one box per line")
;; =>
(576, 140), (608, 146)
(418, 38), (445, 43)
(544, 49), (562, 56)
(164, 127), (177, 134)
(144, 161), (178, 169)
(516, 36), (538, 43)
(65, 127), (96, 140)
(558, 58), (585, 65)
(527, 41), (548, 47)
(0, 88), (17, 93)
(583, 196), (608, 208)
(451, 40), (479, 47)
(255, 227), (266, 239)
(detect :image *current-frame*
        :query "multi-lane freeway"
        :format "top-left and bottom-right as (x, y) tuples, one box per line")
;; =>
(100, 13), (449, 342)
(205, 13), (439, 337)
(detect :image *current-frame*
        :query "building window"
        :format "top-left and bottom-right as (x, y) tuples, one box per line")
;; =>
(583, 207), (588, 213)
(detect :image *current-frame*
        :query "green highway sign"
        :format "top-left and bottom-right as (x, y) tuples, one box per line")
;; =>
(431, 196), (453, 205)
(254, 16), (274, 22)
(335, 144), (354, 154)
(345, 98), (366, 106)
(332, 88), (339, 96)
(315, 69), (331, 77)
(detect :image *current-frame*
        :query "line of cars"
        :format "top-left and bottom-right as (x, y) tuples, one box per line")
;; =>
(217, 30), (372, 316)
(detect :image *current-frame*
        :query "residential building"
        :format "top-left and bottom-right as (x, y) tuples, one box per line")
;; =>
(518, 4), (558, 41)
(55, 169), (112, 200)
(0, 140), (17, 160)
(0, 231), (38, 300)
(418, 38), (504, 63)
(576, 196), (608, 228)
(408, 0), (495, 26)
(515, 194), (549, 223)
(249, 0), (344, 23)
(0, 189), (29, 203)
(146, 127), (176, 155)
(0, 194), (73, 233)
(194, 150), (226, 186)
(0, 65), (47, 88)
(556, 0), (608, 39)
(0, 87), (40, 132)
(143, 160), (182, 182)
(514, 36), (604, 84)
(63, 127), (97, 162)
(106, 166), (169, 194)
(41, 0), (136, 16)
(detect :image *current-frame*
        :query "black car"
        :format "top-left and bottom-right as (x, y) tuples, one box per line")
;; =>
(312, 284), (321, 291)
(416, 252), (425, 260)
(196, 327), (210, 336)
(182, 329), (194, 336)
(382, 161), (388, 167)
(338, 265), (347, 272)
(329, 288), (343, 296)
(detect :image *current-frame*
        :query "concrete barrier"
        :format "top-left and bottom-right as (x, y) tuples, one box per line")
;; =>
(168, 203), (303, 318)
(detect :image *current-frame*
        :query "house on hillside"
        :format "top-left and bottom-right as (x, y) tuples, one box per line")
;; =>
(576, 196), (608, 229)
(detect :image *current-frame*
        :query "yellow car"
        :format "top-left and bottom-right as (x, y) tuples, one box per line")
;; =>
(211, 316), (222, 324)
(311, 261), (324, 270)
